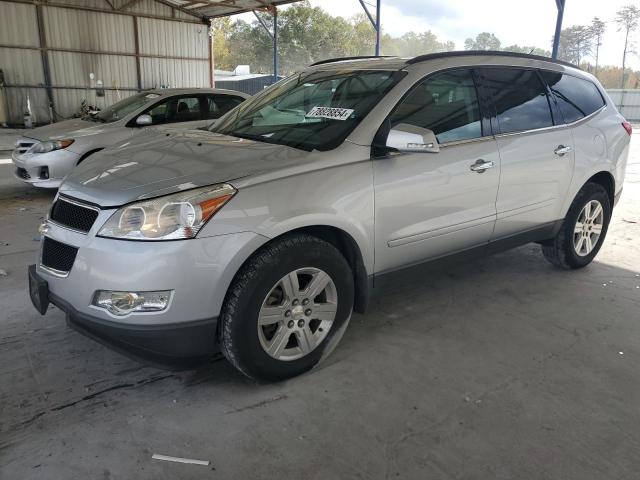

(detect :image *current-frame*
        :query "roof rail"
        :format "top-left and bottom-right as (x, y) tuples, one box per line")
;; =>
(406, 50), (578, 69)
(310, 55), (395, 66)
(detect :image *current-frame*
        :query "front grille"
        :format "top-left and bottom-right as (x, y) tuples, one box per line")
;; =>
(16, 167), (31, 180)
(50, 197), (99, 233)
(14, 141), (35, 155)
(41, 237), (78, 274)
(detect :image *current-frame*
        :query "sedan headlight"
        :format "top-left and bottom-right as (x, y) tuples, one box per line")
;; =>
(29, 139), (74, 154)
(98, 184), (236, 240)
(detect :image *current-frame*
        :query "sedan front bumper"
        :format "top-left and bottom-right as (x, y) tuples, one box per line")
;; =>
(12, 147), (80, 188)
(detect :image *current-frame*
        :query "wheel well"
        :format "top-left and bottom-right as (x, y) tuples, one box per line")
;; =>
(587, 171), (615, 206)
(287, 226), (370, 314)
(76, 148), (103, 165)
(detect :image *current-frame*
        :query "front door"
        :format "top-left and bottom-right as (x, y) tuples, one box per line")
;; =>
(373, 69), (500, 273)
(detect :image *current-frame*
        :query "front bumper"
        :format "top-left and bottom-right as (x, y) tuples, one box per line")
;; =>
(12, 147), (80, 188)
(33, 216), (268, 365)
(30, 265), (218, 366)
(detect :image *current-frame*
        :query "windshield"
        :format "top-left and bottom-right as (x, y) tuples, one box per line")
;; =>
(210, 69), (406, 151)
(88, 92), (160, 123)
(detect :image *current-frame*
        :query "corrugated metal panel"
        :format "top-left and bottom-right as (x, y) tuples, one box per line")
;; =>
(0, 47), (45, 85)
(140, 58), (207, 88)
(607, 89), (640, 121)
(3, 86), (51, 124)
(129, 0), (173, 18)
(216, 77), (276, 95)
(44, 7), (135, 53)
(137, 17), (208, 58)
(48, 51), (138, 88)
(52, 88), (136, 118)
(128, 0), (202, 21)
(174, 9), (200, 20)
(0, 2), (39, 47)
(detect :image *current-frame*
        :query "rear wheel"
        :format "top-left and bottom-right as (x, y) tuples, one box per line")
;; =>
(541, 182), (611, 269)
(219, 234), (354, 381)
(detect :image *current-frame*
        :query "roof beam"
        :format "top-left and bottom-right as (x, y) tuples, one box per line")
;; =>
(118, 0), (143, 10)
(152, 0), (207, 19)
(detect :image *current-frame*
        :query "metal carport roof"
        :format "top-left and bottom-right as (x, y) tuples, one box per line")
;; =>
(163, 0), (301, 18)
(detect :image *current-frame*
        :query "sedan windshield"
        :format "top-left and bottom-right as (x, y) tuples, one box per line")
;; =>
(88, 92), (160, 123)
(210, 69), (406, 151)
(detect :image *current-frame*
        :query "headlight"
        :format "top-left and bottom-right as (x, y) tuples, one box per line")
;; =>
(29, 139), (74, 154)
(98, 183), (236, 240)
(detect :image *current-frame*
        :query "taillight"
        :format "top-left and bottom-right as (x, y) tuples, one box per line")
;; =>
(622, 121), (633, 136)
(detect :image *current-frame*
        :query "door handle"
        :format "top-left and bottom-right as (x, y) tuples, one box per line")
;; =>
(470, 159), (495, 173)
(554, 145), (573, 156)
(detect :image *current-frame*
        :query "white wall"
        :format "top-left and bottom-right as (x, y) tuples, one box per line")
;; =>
(607, 90), (640, 122)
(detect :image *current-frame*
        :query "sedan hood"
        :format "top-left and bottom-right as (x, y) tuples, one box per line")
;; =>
(59, 129), (312, 206)
(23, 118), (115, 142)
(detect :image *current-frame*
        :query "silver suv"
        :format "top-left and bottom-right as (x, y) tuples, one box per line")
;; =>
(29, 52), (630, 381)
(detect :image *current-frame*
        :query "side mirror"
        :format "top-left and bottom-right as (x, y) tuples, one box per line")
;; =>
(135, 114), (153, 126)
(386, 123), (439, 153)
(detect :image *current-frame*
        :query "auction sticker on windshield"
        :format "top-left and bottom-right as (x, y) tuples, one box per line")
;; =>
(306, 106), (354, 121)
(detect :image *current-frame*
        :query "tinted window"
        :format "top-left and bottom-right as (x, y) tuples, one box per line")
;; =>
(389, 69), (482, 143)
(204, 95), (245, 119)
(145, 96), (202, 125)
(540, 71), (605, 123)
(478, 68), (553, 134)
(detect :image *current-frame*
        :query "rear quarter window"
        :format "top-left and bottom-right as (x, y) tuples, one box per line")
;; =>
(540, 71), (605, 124)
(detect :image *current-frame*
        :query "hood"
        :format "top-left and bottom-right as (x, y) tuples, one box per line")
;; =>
(59, 129), (312, 206)
(24, 118), (117, 142)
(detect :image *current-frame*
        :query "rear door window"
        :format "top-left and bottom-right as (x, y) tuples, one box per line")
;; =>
(539, 71), (605, 124)
(477, 68), (554, 134)
(204, 95), (245, 119)
(389, 69), (482, 143)
(145, 96), (202, 125)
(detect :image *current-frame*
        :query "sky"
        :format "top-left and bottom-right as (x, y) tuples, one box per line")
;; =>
(238, 0), (640, 69)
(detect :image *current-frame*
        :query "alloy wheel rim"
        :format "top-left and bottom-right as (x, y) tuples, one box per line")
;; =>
(573, 200), (604, 257)
(258, 267), (338, 361)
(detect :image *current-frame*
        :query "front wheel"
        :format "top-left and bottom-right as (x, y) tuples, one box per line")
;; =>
(219, 234), (354, 381)
(541, 182), (611, 269)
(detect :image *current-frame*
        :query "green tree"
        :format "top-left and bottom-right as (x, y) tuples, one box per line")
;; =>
(590, 17), (606, 74)
(556, 25), (593, 65)
(615, 5), (640, 88)
(503, 44), (551, 57)
(464, 32), (501, 50)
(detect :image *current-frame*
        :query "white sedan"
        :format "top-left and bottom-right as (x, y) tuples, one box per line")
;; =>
(12, 88), (249, 188)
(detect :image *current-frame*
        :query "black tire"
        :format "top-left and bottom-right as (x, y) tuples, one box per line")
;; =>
(541, 182), (611, 269)
(219, 233), (354, 381)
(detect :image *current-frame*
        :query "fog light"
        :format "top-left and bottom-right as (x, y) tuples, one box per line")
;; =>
(92, 290), (171, 316)
(39, 166), (49, 180)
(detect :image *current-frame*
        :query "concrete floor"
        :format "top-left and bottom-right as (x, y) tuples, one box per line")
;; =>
(1, 136), (640, 480)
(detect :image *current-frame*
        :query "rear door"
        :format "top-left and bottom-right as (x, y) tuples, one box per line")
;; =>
(476, 67), (575, 239)
(203, 94), (246, 124)
(373, 68), (500, 273)
(141, 95), (206, 129)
